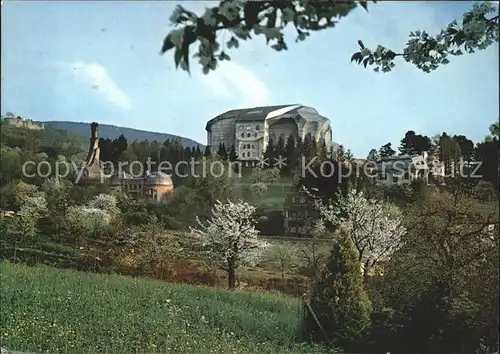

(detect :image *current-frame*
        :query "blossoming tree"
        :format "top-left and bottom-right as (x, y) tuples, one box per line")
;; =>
(65, 194), (119, 248)
(317, 189), (406, 278)
(7, 193), (47, 259)
(86, 193), (120, 215)
(190, 200), (268, 289)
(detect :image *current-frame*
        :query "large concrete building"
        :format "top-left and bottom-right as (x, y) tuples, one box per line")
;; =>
(205, 104), (333, 162)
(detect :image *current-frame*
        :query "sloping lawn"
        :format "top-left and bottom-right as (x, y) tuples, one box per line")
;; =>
(0, 262), (336, 354)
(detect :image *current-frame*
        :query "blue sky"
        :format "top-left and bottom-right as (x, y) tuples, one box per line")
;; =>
(1, 1), (498, 157)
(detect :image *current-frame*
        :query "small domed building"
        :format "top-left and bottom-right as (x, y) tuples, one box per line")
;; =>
(108, 170), (173, 201)
(144, 171), (174, 200)
(80, 122), (174, 200)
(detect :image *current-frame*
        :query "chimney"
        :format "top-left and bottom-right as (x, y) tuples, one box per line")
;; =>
(85, 122), (100, 166)
(90, 122), (99, 139)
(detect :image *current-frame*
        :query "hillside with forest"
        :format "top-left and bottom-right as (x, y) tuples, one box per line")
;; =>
(1, 116), (499, 354)
(39, 121), (204, 148)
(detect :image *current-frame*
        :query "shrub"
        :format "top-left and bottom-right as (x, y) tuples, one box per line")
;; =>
(265, 243), (299, 280)
(303, 232), (372, 351)
(473, 181), (497, 202)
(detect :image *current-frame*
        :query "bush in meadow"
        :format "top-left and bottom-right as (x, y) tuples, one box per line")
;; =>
(303, 229), (372, 351)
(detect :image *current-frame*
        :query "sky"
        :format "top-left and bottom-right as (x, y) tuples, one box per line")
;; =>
(1, 1), (498, 157)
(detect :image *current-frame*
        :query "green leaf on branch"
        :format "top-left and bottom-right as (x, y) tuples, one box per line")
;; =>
(350, 52), (363, 63)
(218, 51), (231, 61)
(227, 37), (239, 49)
(161, 34), (175, 54)
(174, 48), (183, 69)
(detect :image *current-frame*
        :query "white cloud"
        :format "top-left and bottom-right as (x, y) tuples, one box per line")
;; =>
(200, 61), (269, 107)
(68, 61), (131, 110)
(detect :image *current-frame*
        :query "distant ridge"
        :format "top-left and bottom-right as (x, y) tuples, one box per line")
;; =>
(38, 121), (204, 148)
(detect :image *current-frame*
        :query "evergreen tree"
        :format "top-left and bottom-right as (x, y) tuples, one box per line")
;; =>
(263, 139), (276, 168)
(114, 134), (128, 162)
(204, 145), (211, 158)
(328, 145), (335, 160)
(217, 143), (228, 160)
(220, 143), (228, 160)
(345, 148), (354, 161)
(303, 133), (313, 160)
(196, 145), (202, 158)
(366, 148), (379, 162)
(296, 136), (304, 157)
(276, 135), (286, 159)
(304, 230), (372, 350)
(188, 146), (194, 159)
(379, 142), (395, 158)
(310, 136), (318, 159)
(229, 144), (238, 162)
(318, 139), (328, 162)
(285, 135), (296, 175)
(334, 144), (346, 162)
(453, 134), (474, 161)
(399, 130), (432, 155)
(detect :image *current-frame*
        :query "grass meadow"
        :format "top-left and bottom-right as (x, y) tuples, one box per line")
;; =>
(0, 262), (336, 354)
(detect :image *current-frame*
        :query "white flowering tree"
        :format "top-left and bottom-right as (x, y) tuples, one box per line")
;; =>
(86, 193), (120, 215)
(7, 193), (47, 259)
(190, 200), (268, 289)
(66, 205), (113, 271)
(66, 206), (111, 245)
(318, 189), (406, 278)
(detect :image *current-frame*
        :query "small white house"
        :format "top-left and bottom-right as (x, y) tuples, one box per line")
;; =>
(373, 151), (444, 186)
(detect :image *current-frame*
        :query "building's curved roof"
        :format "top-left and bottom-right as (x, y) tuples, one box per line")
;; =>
(205, 104), (330, 131)
(108, 171), (133, 185)
(144, 171), (173, 186)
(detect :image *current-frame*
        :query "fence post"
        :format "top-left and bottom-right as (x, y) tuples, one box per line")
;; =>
(302, 294), (332, 345)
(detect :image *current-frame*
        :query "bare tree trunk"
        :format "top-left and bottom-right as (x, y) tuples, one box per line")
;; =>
(228, 266), (236, 289)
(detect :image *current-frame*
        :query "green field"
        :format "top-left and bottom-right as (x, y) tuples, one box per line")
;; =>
(0, 262), (336, 354)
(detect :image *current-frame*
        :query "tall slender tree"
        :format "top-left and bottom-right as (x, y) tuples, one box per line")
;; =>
(204, 145), (211, 158)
